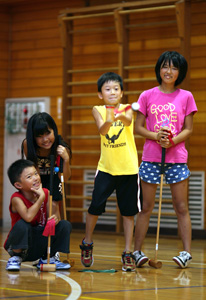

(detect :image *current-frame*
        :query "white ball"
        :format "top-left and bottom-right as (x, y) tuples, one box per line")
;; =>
(131, 102), (140, 111)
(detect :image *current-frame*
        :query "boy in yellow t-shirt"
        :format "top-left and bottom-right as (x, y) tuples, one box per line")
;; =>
(80, 72), (141, 272)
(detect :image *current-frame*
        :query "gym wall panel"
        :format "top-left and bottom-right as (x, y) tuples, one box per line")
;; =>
(0, 6), (9, 223)
(60, 0), (206, 228)
(0, 0), (205, 230)
(0, 0), (87, 223)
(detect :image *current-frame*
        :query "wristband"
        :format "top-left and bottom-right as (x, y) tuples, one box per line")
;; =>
(105, 105), (115, 109)
(168, 133), (175, 146)
(114, 105), (131, 114)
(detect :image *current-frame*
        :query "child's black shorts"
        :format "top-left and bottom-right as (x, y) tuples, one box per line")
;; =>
(88, 170), (141, 216)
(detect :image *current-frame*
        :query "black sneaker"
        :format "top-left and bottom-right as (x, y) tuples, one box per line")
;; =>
(121, 251), (136, 272)
(80, 240), (94, 267)
(173, 251), (192, 268)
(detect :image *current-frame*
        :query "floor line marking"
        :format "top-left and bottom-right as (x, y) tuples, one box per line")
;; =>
(0, 259), (82, 300)
(0, 286), (66, 297)
(80, 297), (113, 300)
(54, 272), (82, 300)
(81, 285), (206, 295)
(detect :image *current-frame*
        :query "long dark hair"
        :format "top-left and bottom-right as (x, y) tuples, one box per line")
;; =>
(22, 112), (71, 166)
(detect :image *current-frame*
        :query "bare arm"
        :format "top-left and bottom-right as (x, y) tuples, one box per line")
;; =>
(11, 185), (45, 223)
(114, 107), (133, 126)
(173, 113), (194, 143)
(92, 106), (113, 136)
(135, 112), (161, 140)
(57, 145), (71, 181)
(93, 106), (133, 136)
(22, 139), (28, 157)
(136, 110), (194, 148)
(160, 113), (194, 148)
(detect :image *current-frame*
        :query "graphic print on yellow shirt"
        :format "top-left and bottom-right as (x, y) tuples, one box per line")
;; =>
(94, 105), (139, 176)
(105, 120), (124, 145)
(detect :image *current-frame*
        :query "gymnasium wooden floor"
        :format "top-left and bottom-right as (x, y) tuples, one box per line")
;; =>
(0, 229), (206, 300)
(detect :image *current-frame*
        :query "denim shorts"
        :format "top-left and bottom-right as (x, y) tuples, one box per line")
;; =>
(139, 161), (190, 184)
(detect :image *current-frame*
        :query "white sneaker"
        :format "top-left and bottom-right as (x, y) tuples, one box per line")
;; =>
(6, 256), (22, 271)
(33, 252), (59, 266)
(37, 256), (71, 270)
(133, 251), (148, 267)
(173, 251), (192, 268)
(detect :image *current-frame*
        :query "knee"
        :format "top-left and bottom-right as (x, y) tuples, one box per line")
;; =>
(141, 202), (154, 215)
(174, 202), (189, 216)
(14, 220), (31, 234)
(57, 220), (72, 234)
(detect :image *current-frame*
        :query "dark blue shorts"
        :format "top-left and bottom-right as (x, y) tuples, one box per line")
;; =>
(88, 170), (142, 216)
(139, 161), (190, 184)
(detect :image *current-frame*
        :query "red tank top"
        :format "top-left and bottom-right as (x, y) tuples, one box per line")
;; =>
(4, 188), (48, 249)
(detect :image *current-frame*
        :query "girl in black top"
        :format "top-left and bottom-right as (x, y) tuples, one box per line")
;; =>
(21, 112), (72, 217)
